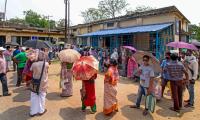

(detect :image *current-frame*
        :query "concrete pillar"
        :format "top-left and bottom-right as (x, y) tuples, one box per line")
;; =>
(87, 37), (90, 46)
(6, 34), (11, 43)
(20, 36), (22, 46)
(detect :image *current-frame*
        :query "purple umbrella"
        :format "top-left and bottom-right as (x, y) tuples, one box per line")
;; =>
(166, 41), (198, 50)
(122, 46), (137, 52)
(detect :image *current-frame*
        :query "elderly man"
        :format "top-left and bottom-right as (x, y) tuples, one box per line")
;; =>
(30, 51), (49, 117)
(165, 53), (188, 113)
(0, 47), (11, 97)
(184, 50), (198, 108)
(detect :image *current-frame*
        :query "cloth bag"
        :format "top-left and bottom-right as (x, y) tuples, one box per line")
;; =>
(30, 60), (45, 95)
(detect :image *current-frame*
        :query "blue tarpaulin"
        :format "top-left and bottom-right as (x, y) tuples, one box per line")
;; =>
(78, 23), (172, 37)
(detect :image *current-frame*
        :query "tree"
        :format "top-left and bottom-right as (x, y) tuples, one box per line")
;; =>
(81, 0), (129, 23)
(49, 20), (56, 29)
(98, 0), (129, 18)
(189, 24), (200, 40)
(126, 5), (155, 15)
(56, 19), (73, 27)
(23, 10), (56, 28)
(81, 8), (107, 23)
(8, 17), (26, 24)
(57, 19), (65, 27)
(24, 10), (42, 27)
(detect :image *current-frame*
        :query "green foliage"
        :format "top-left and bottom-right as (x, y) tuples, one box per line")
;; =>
(81, 0), (129, 23)
(9, 17), (26, 24)
(189, 24), (200, 40)
(126, 5), (155, 15)
(57, 19), (65, 27)
(81, 8), (107, 23)
(98, 0), (129, 18)
(8, 10), (56, 29)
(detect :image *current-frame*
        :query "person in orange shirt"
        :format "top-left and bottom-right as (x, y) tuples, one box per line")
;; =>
(103, 59), (119, 116)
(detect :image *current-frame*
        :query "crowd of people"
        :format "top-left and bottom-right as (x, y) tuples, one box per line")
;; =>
(0, 44), (199, 118)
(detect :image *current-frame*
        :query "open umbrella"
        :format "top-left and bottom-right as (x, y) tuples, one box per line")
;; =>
(72, 56), (99, 80)
(58, 49), (81, 63)
(5, 42), (19, 46)
(23, 40), (52, 49)
(133, 50), (161, 73)
(122, 46), (137, 52)
(166, 41), (198, 50)
(191, 40), (200, 49)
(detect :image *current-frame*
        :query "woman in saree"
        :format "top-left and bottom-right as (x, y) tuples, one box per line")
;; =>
(60, 62), (73, 97)
(127, 54), (138, 79)
(81, 74), (97, 114)
(23, 49), (37, 87)
(103, 59), (119, 115)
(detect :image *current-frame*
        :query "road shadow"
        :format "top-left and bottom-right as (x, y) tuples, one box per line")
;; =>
(95, 112), (117, 120)
(121, 105), (154, 120)
(156, 97), (194, 118)
(8, 72), (17, 85)
(12, 86), (26, 93)
(0, 105), (30, 120)
(12, 87), (30, 102)
(59, 107), (86, 120)
(119, 77), (139, 85)
(46, 92), (69, 101)
(127, 93), (141, 104)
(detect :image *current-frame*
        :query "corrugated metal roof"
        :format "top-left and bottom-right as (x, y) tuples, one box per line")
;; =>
(78, 23), (172, 37)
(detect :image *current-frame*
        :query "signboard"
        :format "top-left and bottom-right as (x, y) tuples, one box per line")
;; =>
(0, 12), (5, 20)
(31, 36), (38, 40)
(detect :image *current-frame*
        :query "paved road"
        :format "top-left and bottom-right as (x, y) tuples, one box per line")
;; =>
(0, 63), (200, 120)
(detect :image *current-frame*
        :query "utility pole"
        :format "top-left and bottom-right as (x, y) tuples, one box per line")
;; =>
(46, 15), (53, 41)
(64, 0), (70, 44)
(68, 0), (70, 44)
(4, 0), (7, 21)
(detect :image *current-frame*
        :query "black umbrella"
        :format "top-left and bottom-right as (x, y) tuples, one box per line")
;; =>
(191, 40), (200, 49)
(23, 40), (52, 49)
(5, 42), (19, 46)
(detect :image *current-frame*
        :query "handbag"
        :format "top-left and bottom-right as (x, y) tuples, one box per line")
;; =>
(145, 94), (156, 113)
(30, 60), (45, 95)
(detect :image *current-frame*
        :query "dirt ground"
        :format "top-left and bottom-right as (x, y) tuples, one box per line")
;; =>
(0, 62), (200, 120)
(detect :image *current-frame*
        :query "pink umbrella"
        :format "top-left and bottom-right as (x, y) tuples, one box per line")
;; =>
(123, 46), (137, 52)
(166, 41), (198, 50)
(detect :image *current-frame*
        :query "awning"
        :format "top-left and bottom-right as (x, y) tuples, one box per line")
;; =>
(78, 23), (172, 37)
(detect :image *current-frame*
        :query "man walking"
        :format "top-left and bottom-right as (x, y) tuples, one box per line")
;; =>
(130, 55), (154, 116)
(184, 50), (198, 108)
(13, 48), (27, 87)
(0, 47), (11, 97)
(12, 46), (21, 71)
(160, 52), (171, 97)
(30, 51), (49, 117)
(165, 53), (188, 113)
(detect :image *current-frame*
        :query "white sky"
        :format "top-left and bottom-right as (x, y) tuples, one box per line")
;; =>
(0, 0), (199, 25)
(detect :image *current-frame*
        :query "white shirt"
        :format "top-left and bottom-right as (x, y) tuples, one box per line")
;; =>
(139, 65), (154, 88)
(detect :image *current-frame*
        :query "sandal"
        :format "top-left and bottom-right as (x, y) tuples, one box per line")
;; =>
(143, 110), (148, 116)
(169, 107), (180, 113)
(38, 109), (47, 116)
(130, 105), (140, 109)
(29, 113), (37, 117)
